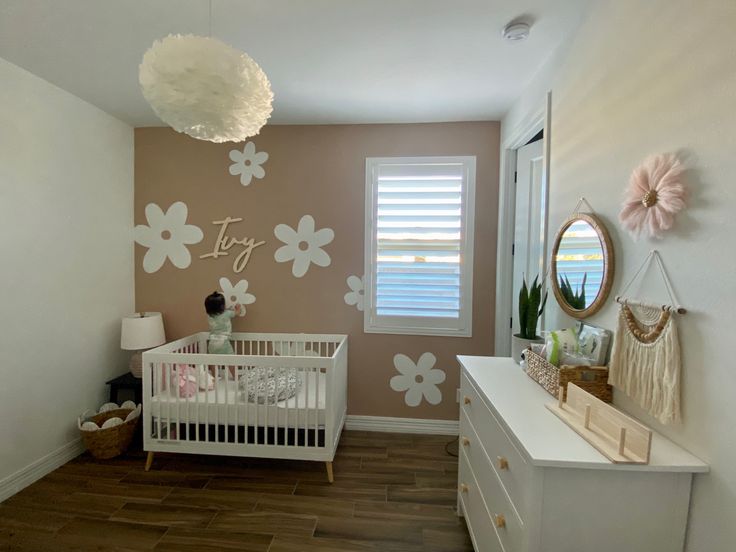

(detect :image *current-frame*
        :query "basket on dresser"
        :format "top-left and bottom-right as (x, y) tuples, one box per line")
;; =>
(523, 348), (612, 402)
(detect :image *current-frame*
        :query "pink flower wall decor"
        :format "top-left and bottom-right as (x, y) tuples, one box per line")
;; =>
(619, 153), (687, 240)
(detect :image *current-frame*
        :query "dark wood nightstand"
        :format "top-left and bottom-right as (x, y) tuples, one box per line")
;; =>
(105, 372), (143, 405)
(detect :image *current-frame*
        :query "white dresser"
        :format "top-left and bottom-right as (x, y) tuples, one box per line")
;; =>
(456, 356), (708, 552)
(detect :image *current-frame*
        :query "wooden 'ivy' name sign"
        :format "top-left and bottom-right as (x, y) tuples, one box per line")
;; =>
(199, 216), (265, 273)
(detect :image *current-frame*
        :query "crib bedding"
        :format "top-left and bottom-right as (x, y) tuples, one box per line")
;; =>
(150, 371), (326, 427)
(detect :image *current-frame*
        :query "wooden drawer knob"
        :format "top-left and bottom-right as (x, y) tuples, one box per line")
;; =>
(461, 437), (471, 447)
(459, 483), (469, 493)
(494, 513), (506, 528)
(463, 396), (472, 405)
(497, 456), (509, 470)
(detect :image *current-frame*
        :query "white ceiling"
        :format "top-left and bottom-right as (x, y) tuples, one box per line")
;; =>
(0, 0), (591, 126)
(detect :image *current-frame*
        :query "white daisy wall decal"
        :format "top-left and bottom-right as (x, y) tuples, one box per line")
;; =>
(134, 202), (204, 273)
(228, 141), (269, 186)
(274, 215), (334, 278)
(344, 275), (365, 311)
(390, 353), (446, 407)
(219, 277), (256, 316)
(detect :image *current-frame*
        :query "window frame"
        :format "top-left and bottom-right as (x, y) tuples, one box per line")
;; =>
(363, 155), (476, 337)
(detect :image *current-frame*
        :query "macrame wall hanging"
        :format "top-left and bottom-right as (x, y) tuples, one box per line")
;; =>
(609, 250), (686, 424)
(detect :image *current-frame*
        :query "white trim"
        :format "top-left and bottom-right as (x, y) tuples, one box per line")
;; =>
(346, 414), (459, 435)
(0, 438), (84, 502)
(364, 155), (476, 338)
(495, 91), (552, 356)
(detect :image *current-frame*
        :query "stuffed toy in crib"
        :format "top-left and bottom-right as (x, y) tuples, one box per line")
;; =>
(239, 367), (302, 405)
(169, 364), (215, 398)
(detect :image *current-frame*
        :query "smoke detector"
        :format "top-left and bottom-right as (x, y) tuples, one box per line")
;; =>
(502, 21), (531, 41)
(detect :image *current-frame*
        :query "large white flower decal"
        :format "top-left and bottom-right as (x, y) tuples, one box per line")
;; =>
(134, 202), (203, 273)
(219, 277), (256, 316)
(344, 275), (365, 311)
(274, 215), (334, 278)
(228, 141), (269, 186)
(390, 353), (446, 407)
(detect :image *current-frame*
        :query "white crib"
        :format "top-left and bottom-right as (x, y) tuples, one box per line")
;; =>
(141, 332), (348, 482)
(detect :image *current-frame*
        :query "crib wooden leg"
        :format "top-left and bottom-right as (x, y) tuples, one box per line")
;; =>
(145, 451), (155, 472)
(325, 461), (334, 484)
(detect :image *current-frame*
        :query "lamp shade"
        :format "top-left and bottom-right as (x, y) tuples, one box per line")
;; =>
(121, 312), (166, 351)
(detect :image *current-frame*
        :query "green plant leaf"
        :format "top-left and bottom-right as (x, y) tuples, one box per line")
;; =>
(538, 290), (548, 318)
(527, 277), (541, 338)
(518, 278), (529, 339)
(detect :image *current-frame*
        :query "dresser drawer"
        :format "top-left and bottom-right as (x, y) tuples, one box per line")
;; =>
(459, 425), (524, 552)
(461, 372), (532, 518)
(458, 449), (504, 552)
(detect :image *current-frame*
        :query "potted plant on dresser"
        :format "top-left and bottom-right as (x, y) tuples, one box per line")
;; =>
(511, 274), (548, 363)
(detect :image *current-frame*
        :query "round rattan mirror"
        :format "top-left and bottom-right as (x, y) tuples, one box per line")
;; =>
(550, 213), (614, 319)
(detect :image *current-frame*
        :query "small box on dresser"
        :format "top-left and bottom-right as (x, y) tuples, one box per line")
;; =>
(456, 355), (708, 552)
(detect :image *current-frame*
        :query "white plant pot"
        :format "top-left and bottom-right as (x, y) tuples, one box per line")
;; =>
(511, 334), (544, 365)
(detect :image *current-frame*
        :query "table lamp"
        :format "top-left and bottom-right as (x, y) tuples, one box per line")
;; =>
(121, 312), (166, 378)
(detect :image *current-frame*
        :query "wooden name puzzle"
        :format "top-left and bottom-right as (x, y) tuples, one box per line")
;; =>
(200, 216), (265, 273)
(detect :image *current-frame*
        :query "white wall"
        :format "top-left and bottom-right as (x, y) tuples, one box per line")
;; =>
(502, 1), (736, 549)
(0, 57), (134, 497)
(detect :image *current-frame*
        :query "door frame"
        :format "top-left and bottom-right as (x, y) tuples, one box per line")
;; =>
(494, 91), (552, 356)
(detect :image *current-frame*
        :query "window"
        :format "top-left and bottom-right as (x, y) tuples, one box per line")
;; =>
(364, 156), (476, 337)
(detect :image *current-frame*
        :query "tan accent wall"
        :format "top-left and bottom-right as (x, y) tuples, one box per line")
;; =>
(135, 122), (499, 421)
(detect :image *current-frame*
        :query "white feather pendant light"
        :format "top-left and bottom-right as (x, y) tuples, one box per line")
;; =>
(139, 34), (273, 143)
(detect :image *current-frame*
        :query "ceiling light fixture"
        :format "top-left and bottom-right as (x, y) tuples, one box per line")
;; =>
(139, 1), (273, 143)
(502, 21), (531, 42)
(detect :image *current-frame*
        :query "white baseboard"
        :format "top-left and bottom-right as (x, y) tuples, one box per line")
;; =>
(0, 438), (84, 502)
(345, 415), (459, 435)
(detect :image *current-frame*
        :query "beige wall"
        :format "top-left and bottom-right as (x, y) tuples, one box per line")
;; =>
(135, 122), (499, 421)
(503, 0), (736, 549)
(0, 57), (133, 498)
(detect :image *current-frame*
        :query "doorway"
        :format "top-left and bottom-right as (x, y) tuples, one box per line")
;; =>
(494, 92), (551, 356)
(511, 135), (547, 338)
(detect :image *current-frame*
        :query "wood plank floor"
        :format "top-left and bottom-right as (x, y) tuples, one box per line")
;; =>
(0, 431), (471, 551)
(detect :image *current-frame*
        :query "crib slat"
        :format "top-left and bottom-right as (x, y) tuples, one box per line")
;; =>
(234, 364), (239, 444)
(246, 365), (251, 444)
(166, 362), (172, 441)
(215, 365), (220, 444)
(205, 361), (209, 443)
(175, 364), (180, 442)
(156, 363), (162, 441)
(285, 362), (290, 446)
(315, 366), (319, 447)
(261, 363), (266, 445)
(224, 363), (229, 443)
(186, 363), (193, 443)
(257, 365), (262, 445)
(304, 365), (309, 448)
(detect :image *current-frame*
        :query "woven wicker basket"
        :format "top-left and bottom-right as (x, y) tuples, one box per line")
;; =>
(524, 348), (613, 403)
(80, 408), (139, 459)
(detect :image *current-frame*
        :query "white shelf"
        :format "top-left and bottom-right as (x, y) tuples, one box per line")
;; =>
(457, 355), (708, 473)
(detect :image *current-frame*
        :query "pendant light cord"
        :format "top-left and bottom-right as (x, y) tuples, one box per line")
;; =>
(208, 0), (212, 38)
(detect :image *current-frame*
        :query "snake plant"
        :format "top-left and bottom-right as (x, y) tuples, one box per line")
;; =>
(517, 274), (548, 340)
(559, 273), (587, 310)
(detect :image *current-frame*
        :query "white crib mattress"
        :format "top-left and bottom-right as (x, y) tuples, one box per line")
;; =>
(149, 372), (326, 427)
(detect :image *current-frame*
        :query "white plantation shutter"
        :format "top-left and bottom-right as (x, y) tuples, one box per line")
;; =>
(364, 157), (475, 336)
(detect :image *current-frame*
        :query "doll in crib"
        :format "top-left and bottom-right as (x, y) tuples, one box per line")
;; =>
(204, 291), (242, 377)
